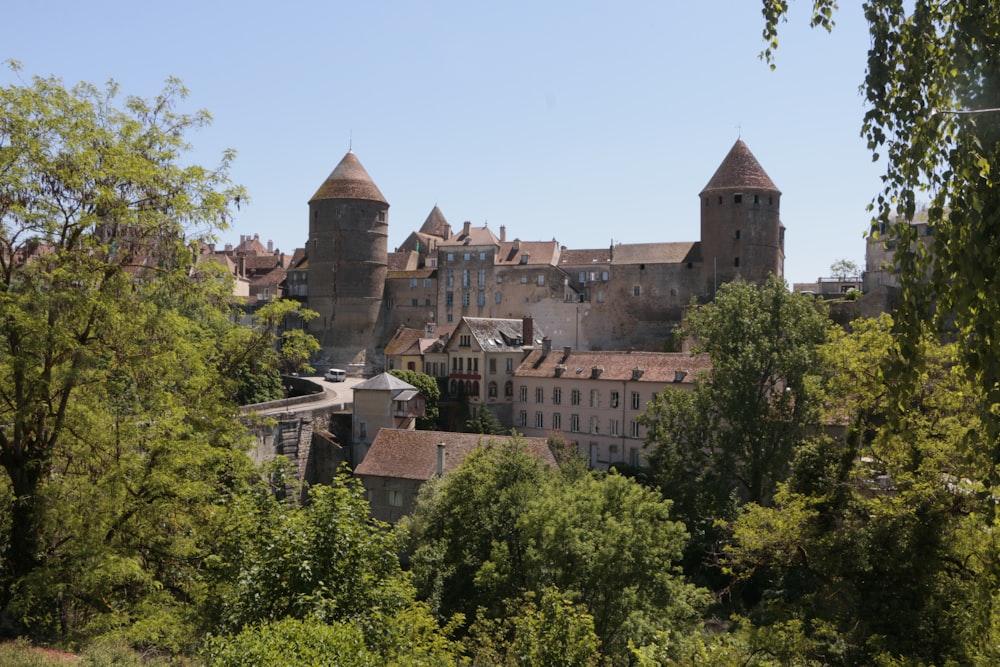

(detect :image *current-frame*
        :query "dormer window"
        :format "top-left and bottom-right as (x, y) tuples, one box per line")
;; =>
(734, 194), (743, 204)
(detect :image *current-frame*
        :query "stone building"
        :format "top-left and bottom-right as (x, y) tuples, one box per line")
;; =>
(350, 372), (425, 465)
(298, 139), (784, 363)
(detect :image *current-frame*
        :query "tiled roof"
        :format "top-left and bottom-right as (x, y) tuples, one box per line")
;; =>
(355, 429), (556, 481)
(418, 205), (450, 238)
(611, 242), (699, 265)
(287, 248), (307, 270)
(515, 348), (711, 383)
(309, 151), (388, 204)
(496, 240), (560, 266)
(386, 268), (436, 280)
(559, 248), (612, 266)
(462, 317), (546, 351)
(250, 266), (286, 287)
(701, 139), (780, 194)
(440, 225), (499, 247)
(387, 251), (419, 271)
(384, 327), (424, 356)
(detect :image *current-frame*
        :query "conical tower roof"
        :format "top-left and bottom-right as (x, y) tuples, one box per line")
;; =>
(309, 151), (388, 204)
(418, 205), (449, 237)
(700, 139), (780, 194)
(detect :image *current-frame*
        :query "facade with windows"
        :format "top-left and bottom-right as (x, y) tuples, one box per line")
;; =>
(512, 345), (711, 470)
(351, 373), (426, 465)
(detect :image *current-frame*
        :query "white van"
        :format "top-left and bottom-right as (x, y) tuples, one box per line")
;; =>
(324, 369), (347, 383)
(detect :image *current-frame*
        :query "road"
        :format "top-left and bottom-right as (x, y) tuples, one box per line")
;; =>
(253, 375), (366, 417)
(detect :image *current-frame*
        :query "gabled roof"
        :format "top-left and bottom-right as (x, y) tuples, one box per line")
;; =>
(611, 242), (699, 265)
(458, 317), (546, 351)
(354, 372), (417, 392)
(440, 225), (499, 247)
(309, 151), (388, 204)
(418, 205), (450, 238)
(354, 429), (556, 481)
(384, 327), (425, 357)
(559, 248), (612, 267)
(701, 139), (780, 194)
(516, 349), (711, 383)
(496, 240), (561, 266)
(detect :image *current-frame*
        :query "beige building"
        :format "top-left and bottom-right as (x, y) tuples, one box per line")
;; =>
(354, 429), (556, 523)
(350, 373), (425, 464)
(513, 346), (711, 469)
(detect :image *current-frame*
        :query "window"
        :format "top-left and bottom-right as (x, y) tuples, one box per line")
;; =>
(734, 257), (740, 267)
(359, 421), (367, 439)
(633, 285), (641, 296)
(571, 389), (581, 406)
(602, 271), (609, 281)
(520, 276), (528, 284)
(537, 275), (545, 286)
(457, 333), (470, 347)
(734, 193), (742, 204)
(478, 269), (486, 286)
(447, 313), (453, 322)
(631, 392), (641, 410)
(579, 272), (586, 283)
(464, 252), (470, 261)
(488, 381), (497, 398)
(535, 412), (544, 428)
(553, 387), (562, 405)
(589, 416), (599, 434)
(610, 391), (620, 408)
(570, 414), (580, 432)
(478, 290), (485, 306)
(489, 358), (497, 374)
(535, 387), (544, 403)
(519, 410), (528, 428)
(463, 269), (470, 287)
(472, 358), (479, 372)
(495, 292), (502, 304)
(479, 252), (486, 261)
(411, 298), (418, 307)
(596, 290), (604, 303)
(410, 278), (417, 288)
(505, 381), (513, 397)
(388, 490), (403, 507)
(424, 278), (432, 288)
(506, 358), (514, 373)
(446, 269), (454, 288)
(590, 389), (600, 408)
(630, 448), (640, 467)
(462, 291), (470, 307)
(630, 420), (640, 438)
(552, 412), (562, 430)
(519, 386), (528, 402)
(446, 291), (454, 307)
(426, 298), (432, 306)
(609, 419), (620, 436)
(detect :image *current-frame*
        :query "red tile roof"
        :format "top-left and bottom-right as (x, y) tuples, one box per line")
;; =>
(516, 348), (711, 384)
(355, 429), (556, 481)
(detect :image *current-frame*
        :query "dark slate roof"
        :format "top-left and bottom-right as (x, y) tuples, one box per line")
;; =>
(462, 317), (546, 351)
(384, 327), (425, 356)
(516, 349), (711, 383)
(354, 429), (556, 481)
(418, 205), (450, 238)
(309, 151), (388, 204)
(354, 372), (417, 392)
(701, 139), (780, 194)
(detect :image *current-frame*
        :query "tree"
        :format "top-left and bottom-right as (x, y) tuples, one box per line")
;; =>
(642, 277), (830, 558)
(390, 369), (440, 429)
(465, 406), (505, 435)
(828, 258), (859, 281)
(0, 65), (252, 638)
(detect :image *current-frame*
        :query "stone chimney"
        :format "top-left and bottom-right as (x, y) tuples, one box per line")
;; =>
(267, 239), (274, 252)
(562, 346), (572, 362)
(463, 220), (471, 237)
(500, 225), (506, 242)
(425, 321), (436, 338)
(522, 316), (534, 347)
(541, 337), (552, 356)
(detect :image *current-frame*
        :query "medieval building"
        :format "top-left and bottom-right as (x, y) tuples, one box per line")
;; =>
(303, 140), (784, 369)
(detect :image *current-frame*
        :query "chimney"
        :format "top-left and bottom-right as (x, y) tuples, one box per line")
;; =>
(437, 443), (445, 477)
(522, 316), (534, 347)
(500, 225), (506, 242)
(562, 346), (571, 362)
(463, 220), (471, 237)
(444, 223), (452, 239)
(267, 239), (274, 252)
(425, 321), (436, 338)
(541, 337), (552, 356)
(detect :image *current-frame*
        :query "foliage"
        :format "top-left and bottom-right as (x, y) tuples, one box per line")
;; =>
(828, 258), (859, 280)
(405, 440), (706, 665)
(390, 369), (440, 429)
(641, 276), (830, 583)
(204, 467), (414, 635)
(465, 405), (505, 435)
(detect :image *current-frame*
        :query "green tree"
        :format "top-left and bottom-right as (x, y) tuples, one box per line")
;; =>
(390, 369), (440, 429)
(465, 406), (505, 435)
(828, 258), (859, 281)
(641, 276), (830, 582)
(0, 65), (251, 640)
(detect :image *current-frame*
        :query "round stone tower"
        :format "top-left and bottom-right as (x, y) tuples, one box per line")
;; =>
(699, 139), (784, 294)
(307, 151), (389, 361)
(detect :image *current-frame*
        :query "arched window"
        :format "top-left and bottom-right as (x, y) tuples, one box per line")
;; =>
(465, 380), (472, 395)
(472, 381), (480, 397)
(449, 379), (458, 396)
(488, 381), (498, 398)
(504, 381), (513, 397)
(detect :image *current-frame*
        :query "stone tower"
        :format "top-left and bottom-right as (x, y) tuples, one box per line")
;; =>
(699, 140), (784, 294)
(307, 151), (389, 364)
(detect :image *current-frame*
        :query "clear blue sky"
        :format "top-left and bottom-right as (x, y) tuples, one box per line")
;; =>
(5, 1), (880, 286)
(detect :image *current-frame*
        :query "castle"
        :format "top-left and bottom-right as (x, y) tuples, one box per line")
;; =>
(290, 139), (785, 368)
